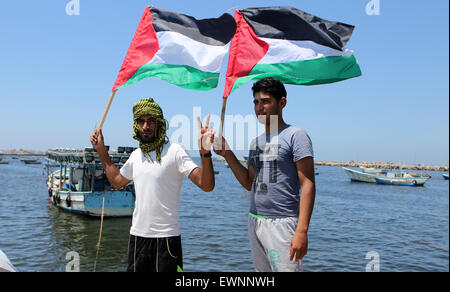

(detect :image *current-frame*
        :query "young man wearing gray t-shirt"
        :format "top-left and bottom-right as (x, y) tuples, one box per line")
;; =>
(214, 77), (316, 272)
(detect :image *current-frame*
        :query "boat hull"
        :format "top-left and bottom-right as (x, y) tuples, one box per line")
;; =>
(50, 189), (134, 217)
(375, 177), (426, 186)
(343, 167), (377, 183)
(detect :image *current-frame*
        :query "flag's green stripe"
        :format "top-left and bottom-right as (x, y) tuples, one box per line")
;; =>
(231, 55), (362, 94)
(120, 63), (220, 91)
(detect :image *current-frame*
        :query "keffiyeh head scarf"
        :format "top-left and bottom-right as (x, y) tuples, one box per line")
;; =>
(132, 98), (168, 162)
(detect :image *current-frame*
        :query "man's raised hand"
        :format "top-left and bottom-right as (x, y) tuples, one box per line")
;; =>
(90, 128), (105, 152)
(197, 115), (215, 153)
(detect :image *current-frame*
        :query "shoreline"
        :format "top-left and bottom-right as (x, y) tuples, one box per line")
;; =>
(315, 160), (449, 172)
(1, 150), (448, 171)
(0, 150), (46, 156)
(214, 157), (448, 171)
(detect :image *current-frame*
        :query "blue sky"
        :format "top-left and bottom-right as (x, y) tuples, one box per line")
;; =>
(0, 0), (448, 165)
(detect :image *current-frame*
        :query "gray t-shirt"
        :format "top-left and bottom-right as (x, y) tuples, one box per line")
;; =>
(247, 125), (314, 218)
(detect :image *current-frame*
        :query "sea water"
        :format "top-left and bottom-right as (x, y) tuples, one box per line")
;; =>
(0, 156), (448, 272)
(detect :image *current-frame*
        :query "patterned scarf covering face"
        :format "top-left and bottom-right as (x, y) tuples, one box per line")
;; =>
(132, 98), (168, 162)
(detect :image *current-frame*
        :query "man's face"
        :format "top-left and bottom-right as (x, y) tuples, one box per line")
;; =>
(253, 91), (285, 124)
(136, 115), (157, 143)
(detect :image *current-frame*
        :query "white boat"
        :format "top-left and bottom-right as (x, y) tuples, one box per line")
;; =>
(443, 174), (449, 180)
(343, 167), (378, 183)
(20, 157), (41, 164)
(343, 166), (429, 186)
(409, 172), (432, 179)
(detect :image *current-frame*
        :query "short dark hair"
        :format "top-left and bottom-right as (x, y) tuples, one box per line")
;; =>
(251, 77), (287, 101)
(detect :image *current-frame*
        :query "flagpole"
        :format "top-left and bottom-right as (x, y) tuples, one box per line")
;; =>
(218, 97), (227, 141)
(97, 90), (118, 130)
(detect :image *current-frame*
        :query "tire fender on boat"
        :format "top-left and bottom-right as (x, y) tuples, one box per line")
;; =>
(66, 192), (72, 208)
(56, 191), (61, 205)
(52, 191), (57, 205)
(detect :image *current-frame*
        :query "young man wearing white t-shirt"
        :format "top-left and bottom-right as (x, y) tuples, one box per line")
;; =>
(90, 98), (215, 272)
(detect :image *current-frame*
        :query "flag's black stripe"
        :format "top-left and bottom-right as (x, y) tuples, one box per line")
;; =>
(241, 6), (355, 51)
(150, 7), (236, 46)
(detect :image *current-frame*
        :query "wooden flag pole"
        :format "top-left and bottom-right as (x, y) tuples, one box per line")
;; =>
(218, 97), (228, 142)
(97, 90), (118, 130)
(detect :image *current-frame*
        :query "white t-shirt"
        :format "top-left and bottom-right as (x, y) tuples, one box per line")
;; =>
(120, 142), (198, 238)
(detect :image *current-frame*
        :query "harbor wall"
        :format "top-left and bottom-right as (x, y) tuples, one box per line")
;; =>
(315, 160), (449, 172)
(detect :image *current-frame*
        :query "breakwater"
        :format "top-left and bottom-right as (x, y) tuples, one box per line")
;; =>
(315, 160), (449, 172)
(0, 150), (46, 156)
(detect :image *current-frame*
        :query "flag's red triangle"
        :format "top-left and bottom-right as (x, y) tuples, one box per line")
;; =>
(222, 10), (269, 98)
(112, 7), (160, 91)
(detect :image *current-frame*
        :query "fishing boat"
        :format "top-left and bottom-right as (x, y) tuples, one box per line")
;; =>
(0, 156), (8, 165)
(45, 147), (135, 217)
(373, 165), (429, 186)
(343, 166), (429, 186)
(342, 167), (379, 183)
(375, 176), (427, 186)
(20, 157), (41, 164)
(443, 174), (449, 180)
(343, 166), (390, 183)
(409, 172), (432, 179)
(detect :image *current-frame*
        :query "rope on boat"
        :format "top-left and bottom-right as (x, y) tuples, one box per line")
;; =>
(93, 196), (105, 272)
(317, 202), (449, 254)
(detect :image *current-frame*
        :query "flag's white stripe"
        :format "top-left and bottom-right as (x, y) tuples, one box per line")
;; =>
(258, 38), (354, 65)
(147, 31), (229, 73)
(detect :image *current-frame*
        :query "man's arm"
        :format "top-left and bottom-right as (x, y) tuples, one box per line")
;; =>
(214, 137), (254, 191)
(290, 156), (316, 262)
(90, 129), (131, 190)
(188, 156), (214, 192)
(225, 150), (254, 191)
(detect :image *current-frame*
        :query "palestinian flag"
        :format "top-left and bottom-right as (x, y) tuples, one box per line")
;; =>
(113, 7), (236, 91)
(223, 6), (362, 97)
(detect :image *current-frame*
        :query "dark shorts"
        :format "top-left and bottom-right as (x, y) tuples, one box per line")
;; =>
(127, 235), (183, 272)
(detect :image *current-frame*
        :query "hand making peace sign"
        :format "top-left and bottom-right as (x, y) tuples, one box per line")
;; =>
(197, 114), (215, 154)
